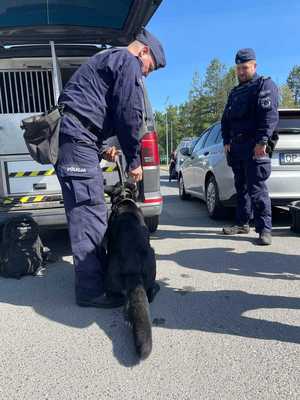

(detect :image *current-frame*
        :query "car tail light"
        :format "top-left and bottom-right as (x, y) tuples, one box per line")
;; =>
(141, 131), (160, 167)
(143, 197), (163, 204)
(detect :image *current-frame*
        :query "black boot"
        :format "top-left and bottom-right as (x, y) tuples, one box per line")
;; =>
(222, 224), (250, 235)
(76, 292), (125, 308)
(257, 231), (272, 245)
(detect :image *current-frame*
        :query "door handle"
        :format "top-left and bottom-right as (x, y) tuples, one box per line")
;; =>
(33, 183), (47, 190)
(204, 151), (210, 156)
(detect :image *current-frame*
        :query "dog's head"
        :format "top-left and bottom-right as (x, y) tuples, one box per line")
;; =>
(105, 182), (138, 208)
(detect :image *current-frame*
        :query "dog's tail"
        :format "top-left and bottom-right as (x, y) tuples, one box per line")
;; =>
(127, 284), (152, 360)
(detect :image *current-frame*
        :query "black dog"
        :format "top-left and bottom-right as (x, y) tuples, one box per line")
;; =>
(105, 182), (159, 360)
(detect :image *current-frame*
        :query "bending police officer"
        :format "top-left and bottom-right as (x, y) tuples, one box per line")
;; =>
(56, 29), (166, 308)
(221, 48), (279, 245)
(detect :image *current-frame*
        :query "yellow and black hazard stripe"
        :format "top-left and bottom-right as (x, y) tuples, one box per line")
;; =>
(1, 195), (62, 205)
(9, 168), (55, 178)
(9, 166), (118, 178)
(102, 166), (118, 173)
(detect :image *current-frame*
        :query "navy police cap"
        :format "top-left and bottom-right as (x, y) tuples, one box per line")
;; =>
(235, 48), (256, 64)
(136, 28), (166, 69)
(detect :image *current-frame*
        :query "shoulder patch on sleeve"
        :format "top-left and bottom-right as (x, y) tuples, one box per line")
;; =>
(259, 96), (272, 110)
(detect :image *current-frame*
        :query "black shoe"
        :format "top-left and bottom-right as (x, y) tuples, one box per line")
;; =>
(257, 231), (272, 246)
(222, 224), (250, 235)
(76, 292), (125, 308)
(147, 282), (160, 303)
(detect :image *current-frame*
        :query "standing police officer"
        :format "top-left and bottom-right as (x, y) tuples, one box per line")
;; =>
(221, 48), (279, 245)
(56, 29), (166, 308)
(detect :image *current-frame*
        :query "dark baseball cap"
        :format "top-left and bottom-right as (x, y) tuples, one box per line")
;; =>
(235, 48), (256, 64)
(135, 28), (166, 69)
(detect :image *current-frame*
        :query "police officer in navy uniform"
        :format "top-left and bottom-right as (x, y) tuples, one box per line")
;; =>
(56, 29), (166, 308)
(221, 48), (279, 245)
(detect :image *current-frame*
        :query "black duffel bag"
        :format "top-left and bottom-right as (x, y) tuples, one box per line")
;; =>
(21, 105), (63, 165)
(0, 215), (46, 279)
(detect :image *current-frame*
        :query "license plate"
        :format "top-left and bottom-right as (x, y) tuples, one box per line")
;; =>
(279, 152), (300, 165)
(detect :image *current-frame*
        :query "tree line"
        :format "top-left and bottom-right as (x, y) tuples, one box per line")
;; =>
(154, 60), (300, 159)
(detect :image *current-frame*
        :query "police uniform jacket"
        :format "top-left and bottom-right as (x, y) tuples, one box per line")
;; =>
(221, 73), (279, 146)
(59, 48), (145, 171)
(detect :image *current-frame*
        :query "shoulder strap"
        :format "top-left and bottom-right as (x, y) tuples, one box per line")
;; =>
(256, 76), (271, 94)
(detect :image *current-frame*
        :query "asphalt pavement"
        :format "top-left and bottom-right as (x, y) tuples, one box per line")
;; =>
(0, 171), (299, 400)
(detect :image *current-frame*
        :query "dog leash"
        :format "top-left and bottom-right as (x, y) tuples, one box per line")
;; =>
(115, 156), (125, 186)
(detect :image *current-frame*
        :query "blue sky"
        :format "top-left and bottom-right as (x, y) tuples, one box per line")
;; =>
(146, 0), (300, 111)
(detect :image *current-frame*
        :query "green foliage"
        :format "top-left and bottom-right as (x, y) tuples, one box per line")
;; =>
(279, 84), (296, 108)
(287, 65), (300, 105)
(155, 59), (297, 160)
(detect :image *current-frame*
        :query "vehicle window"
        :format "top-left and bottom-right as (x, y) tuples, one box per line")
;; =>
(0, 69), (55, 113)
(192, 130), (210, 153)
(0, 1), (133, 29)
(189, 138), (199, 152)
(204, 124), (221, 147)
(215, 126), (223, 143)
(277, 117), (300, 134)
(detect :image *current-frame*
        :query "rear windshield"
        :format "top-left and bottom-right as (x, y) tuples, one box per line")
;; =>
(277, 117), (300, 134)
(0, 0), (133, 29)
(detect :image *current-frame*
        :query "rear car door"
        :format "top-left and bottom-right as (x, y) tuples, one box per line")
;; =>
(192, 123), (221, 196)
(184, 130), (210, 193)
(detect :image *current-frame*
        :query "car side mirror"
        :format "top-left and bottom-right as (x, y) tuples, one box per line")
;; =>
(180, 147), (191, 157)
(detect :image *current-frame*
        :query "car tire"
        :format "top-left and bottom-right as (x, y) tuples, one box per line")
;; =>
(145, 215), (159, 233)
(179, 174), (191, 200)
(205, 175), (225, 219)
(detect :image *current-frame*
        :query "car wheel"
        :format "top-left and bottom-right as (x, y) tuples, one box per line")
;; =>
(205, 175), (224, 219)
(179, 174), (191, 200)
(145, 215), (159, 233)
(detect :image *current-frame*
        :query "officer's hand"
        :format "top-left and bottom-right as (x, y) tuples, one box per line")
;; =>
(254, 144), (267, 158)
(128, 166), (143, 182)
(224, 144), (231, 154)
(103, 146), (121, 162)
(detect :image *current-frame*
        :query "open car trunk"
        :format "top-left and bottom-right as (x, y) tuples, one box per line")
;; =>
(0, 0), (162, 46)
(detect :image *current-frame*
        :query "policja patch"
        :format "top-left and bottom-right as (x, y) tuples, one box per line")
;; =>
(260, 96), (272, 110)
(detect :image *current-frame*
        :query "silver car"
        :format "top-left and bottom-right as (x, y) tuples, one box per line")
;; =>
(178, 109), (300, 218)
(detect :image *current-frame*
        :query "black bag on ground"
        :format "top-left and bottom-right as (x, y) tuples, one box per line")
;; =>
(0, 215), (45, 279)
(21, 106), (63, 165)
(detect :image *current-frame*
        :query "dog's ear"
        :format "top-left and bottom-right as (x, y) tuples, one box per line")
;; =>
(104, 182), (123, 198)
(128, 182), (139, 201)
(125, 182), (137, 193)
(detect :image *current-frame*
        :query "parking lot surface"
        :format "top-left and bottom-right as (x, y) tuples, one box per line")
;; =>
(0, 171), (299, 400)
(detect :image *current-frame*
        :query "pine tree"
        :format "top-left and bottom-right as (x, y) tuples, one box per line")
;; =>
(287, 66), (300, 105)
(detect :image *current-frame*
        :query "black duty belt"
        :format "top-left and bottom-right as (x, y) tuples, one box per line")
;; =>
(230, 134), (253, 144)
(63, 107), (100, 137)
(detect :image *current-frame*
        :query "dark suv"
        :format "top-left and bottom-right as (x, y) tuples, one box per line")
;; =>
(0, 0), (163, 233)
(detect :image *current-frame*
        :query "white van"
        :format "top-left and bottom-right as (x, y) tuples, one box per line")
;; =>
(0, 0), (163, 233)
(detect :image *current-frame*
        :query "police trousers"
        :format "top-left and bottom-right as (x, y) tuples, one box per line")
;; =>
(56, 116), (107, 299)
(230, 151), (272, 233)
